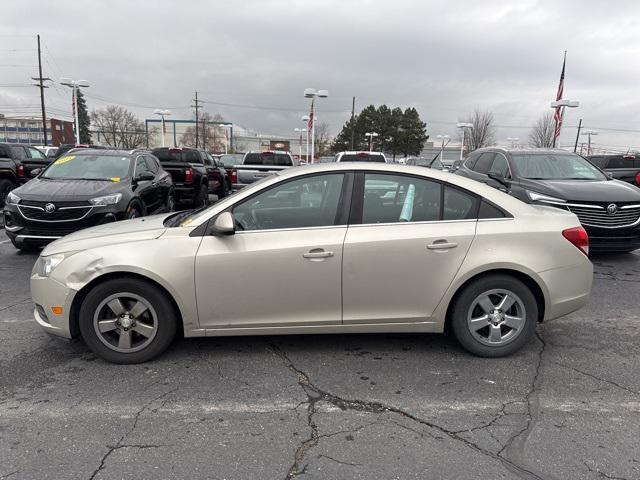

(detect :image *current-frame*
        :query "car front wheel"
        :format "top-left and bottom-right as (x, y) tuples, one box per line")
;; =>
(450, 274), (537, 357)
(79, 278), (178, 363)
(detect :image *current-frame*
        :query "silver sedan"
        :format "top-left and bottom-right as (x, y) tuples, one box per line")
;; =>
(30, 163), (592, 363)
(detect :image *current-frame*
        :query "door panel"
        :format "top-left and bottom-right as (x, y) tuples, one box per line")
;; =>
(343, 221), (476, 324)
(195, 227), (346, 328)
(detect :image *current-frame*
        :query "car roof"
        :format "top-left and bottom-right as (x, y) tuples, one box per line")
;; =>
(68, 148), (139, 156)
(473, 147), (577, 156)
(337, 151), (385, 155)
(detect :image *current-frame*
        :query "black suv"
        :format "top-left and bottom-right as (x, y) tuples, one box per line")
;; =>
(151, 147), (228, 206)
(0, 143), (53, 206)
(3, 149), (173, 251)
(587, 154), (640, 187)
(455, 147), (640, 253)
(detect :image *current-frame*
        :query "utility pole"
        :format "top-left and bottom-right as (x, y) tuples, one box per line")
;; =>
(32, 34), (50, 146)
(192, 91), (203, 148)
(350, 96), (355, 150)
(573, 118), (582, 153)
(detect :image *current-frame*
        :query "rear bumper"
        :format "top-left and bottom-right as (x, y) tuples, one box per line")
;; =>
(538, 261), (593, 321)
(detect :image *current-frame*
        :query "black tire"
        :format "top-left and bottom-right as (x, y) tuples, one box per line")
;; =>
(450, 274), (537, 357)
(217, 181), (228, 199)
(195, 184), (209, 208)
(79, 278), (178, 364)
(0, 178), (16, 209)
(166, 191), (176, 212)
(126, 202), (142, 219)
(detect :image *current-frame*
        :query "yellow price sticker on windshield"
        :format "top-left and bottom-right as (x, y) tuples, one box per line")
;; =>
(110, 177), (121, 182)
(180, 218), (193, 227)
(54, 155), (75, 165)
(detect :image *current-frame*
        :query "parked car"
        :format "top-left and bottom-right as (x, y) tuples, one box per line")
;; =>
(203, 151), (231, 198)
(30, 162), (592, 363)
(0, 143), (37, 206)
(334, 151), (388, 163)
(3, 149), (173, 251)
(232, 151), (297, 189)
(406, 156), (446, 170)
(151, 147), (211, 207)
(587, 154), (640, 187)
(34, 146), (59, 158)
(455, 147), (640, 253)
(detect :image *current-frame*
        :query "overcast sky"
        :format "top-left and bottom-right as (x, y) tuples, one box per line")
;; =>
(2, 0), (640, 151)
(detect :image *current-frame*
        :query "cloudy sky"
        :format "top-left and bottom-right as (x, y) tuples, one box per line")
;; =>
(2, 0), (640, 151)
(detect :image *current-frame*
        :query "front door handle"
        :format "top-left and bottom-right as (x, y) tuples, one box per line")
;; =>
(303, 249), (334, 259)
(427, 241), (458, 250)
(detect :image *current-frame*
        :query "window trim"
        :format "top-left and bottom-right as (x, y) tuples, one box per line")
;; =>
(226, 171), (354, 233)
(350, 170), (484, 225)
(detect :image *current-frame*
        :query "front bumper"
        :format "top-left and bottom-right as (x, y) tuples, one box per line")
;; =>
(31, 273), (76, 339)
(584, 226), (640, 253)
(3, 204), (122, 247)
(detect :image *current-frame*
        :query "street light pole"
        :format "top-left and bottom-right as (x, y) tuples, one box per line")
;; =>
(365, 132), (379, 152)
(437, 135), (450, 160)
(301, 116), (310, 163)
(456, 122), (473, 160)
(581, 130), (598, 156)
(304, 88), (328, 163)
(60, 78), (90, 145)
(154, 109), (172, 148)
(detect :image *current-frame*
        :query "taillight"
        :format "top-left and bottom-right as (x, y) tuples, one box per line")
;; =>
(17, 164), (25, 178)
(229, 168), (237, 184)
(562, 226), (589, 256)
(184, 168), (193, 183)
(635, 172), (640, 186)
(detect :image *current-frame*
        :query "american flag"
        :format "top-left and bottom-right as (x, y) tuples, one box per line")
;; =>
(553, 52), (566, 146)
(307, 98), (314, 132)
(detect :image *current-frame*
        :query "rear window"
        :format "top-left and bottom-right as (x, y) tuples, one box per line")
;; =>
(339, 153), (385, 162)
(243, 152), (292, 166)
(153, 149), (202, 163)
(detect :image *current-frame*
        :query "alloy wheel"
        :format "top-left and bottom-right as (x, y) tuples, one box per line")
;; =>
(466, 289), (526, 346)
(93, 293), (158, 353)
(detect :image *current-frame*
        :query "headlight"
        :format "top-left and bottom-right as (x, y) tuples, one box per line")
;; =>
(34, 254), (66, 277)
(89, 193), (122, 206)
(526, 190), (567, 204)
(6, 191), (20, 205)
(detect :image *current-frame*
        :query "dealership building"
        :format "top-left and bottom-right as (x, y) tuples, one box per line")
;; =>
(0, 114), (75, 146)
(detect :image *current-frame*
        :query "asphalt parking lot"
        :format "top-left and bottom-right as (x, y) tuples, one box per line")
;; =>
(0, 227), (638, 480)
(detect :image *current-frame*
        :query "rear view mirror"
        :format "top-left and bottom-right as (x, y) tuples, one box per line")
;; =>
(135, 172), (155, 182)
(30, 168), (43, 177)
(210, 211), (235, 236)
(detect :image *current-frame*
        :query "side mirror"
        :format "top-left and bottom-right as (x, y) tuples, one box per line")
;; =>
(210, 211), (235, 236)
(488, 172), (511, 189)
(135, 172), (155, 182)
(30, 168), (42, 178)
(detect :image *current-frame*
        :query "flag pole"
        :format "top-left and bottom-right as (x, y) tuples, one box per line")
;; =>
(552, 50), (567, 148)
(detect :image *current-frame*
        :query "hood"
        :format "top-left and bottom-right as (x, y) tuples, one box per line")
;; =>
(15, 177), (127, 201)
(42, 214), (172, 256)
(522, 178), (640, 203)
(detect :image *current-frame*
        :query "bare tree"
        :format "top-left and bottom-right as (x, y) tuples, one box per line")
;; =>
(90, 105), (150, 149)
(314, 121), (332, 156)
(528, 112), (555, 148)
(461, 109), (496, 154)
(180, 112), (227, 152)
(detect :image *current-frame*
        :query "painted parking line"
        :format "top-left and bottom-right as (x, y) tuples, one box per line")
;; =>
(0, 240), (11, 245)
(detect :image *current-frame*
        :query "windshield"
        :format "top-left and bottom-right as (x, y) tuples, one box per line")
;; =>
(42, 154), (132, 181)
(243, 152), (292, 166)
(511, 153), (606, 180)
(340, 153), (385, 162)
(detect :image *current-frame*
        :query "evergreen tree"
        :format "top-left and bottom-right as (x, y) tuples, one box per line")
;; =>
(76, 89), (92, 144)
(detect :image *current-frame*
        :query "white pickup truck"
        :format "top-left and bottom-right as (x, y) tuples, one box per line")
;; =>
(230, 151), (298, 189)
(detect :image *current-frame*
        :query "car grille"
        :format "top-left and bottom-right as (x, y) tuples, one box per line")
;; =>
(567, 204), (640, 229)
(18, 201), (93, 222)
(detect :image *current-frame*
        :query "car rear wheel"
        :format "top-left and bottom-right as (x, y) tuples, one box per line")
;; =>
(166, 191), (175, 212)
(195, 184), (208, 208)
(0, 179), (15, 208)
(450, 274), (537, 357)
(79, 278), (178, 363)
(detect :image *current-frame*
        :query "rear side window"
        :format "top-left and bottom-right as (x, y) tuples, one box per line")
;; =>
(10, 146), (26, 159)
(478, 200), (508, 219)
(339, 153), (385, 162)
(443, 186), (478, 220)
(463, 153), (480, 170)
(473, 152), (496, 174)
(605, 156), (626, 169)
(244, 153), (293, 166)
(588, 156), (607, 168)
(152, 149), (201, 163)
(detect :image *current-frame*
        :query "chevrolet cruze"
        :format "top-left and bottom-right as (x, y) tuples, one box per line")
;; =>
(30, 163), (593, 363)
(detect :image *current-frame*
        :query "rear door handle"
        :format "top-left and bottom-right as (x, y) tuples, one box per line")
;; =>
(427, 241), (458, 250)
(303, 249), (334, 259)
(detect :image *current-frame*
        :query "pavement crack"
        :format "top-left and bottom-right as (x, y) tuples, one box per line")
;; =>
(584, 461), (632, 480)
(552, 361), (639, 396)
(318, 454), (362, 467)
(268, 339), (549, 480)
(0, 471), (19, 479)
(0, 298), (30, 312)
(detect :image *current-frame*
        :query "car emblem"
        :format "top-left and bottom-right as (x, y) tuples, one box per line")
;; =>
(44, 203), (56, 213)
(606, 203), (618, 215)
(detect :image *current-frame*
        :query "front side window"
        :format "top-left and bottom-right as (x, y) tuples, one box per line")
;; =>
(488, 154), (510, 178)
(511, 153), (606, 180)
(362, 173), (441, 223)
(473, 152), (496, 174)
(233, 174), (345, 231)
